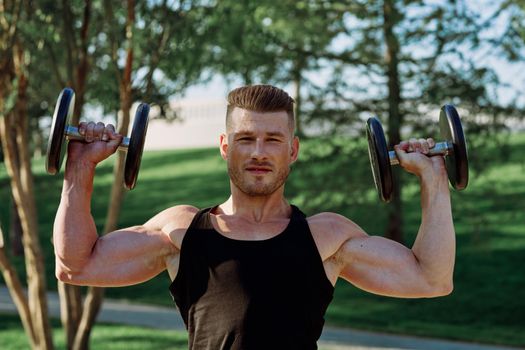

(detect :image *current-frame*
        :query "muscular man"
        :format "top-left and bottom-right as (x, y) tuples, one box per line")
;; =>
(54, 85), (455, 350)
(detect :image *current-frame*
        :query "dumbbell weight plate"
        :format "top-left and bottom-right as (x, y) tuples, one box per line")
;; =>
(366, 117), (394, 202)
(440, 105), (469, 190)
(124, 103), (149, 190)
(46, 88), (75, 175)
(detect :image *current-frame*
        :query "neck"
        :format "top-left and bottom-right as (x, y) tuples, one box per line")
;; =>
(218, 185), (291, 223)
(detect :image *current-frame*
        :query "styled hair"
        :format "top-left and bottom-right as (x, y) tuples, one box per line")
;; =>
(226, 85), (295, 133)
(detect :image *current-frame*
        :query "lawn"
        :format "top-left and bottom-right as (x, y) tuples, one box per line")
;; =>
(1, 131), (524, 347)
(0, 313), (187, 349)
(0, 313), (340, 350)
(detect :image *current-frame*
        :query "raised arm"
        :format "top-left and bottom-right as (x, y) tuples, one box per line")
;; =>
(53, 122), (194, 287)
(327, 138), (455, 298)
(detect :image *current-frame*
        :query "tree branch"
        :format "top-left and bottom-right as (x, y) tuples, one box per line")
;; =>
(0, 246), (37, 348)
(103, 0), (123, 87)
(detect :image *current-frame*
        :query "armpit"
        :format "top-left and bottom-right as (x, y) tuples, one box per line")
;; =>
(165, 253), (180, 281)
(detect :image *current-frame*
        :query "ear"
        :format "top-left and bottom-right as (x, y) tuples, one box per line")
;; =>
(219, 133), (228, 160)
(290, 136), (300, 164)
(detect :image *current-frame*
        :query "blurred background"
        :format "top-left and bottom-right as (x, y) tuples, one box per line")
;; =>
(1, 1), (524, 349)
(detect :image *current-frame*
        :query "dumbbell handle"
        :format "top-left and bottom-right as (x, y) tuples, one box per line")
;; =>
(65, 125), (130, 151)
(389, 140), (453, 166)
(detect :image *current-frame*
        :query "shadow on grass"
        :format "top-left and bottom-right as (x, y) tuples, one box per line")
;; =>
(90, 323), (188, 349)
(0, 313), (188, 350)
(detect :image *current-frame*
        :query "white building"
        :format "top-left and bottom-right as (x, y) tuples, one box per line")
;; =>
(144, 98), (227, 150)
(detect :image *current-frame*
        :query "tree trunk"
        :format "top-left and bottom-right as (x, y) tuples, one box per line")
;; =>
(58, 283), (83, 350)
(0, 225), (37, 348)
(0, 7), (38, 347)
(383, 0), (404, 243)
(15, 41), (54, 350)
(73, 2), (135, 349)
(72, 287), (104, 350)
(7, 121), (23, 256)
(10, 197), (24, 256)
(72, 0), (92, 123)
(293, 59), (304, 137)
(1, 5), (53, 348)
(0, 40), (54, 350)
(57, 1), (93, 348)
(7, 110), (23, 256)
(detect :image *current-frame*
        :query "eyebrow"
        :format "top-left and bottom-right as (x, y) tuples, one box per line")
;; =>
(234, 131), (286, 138)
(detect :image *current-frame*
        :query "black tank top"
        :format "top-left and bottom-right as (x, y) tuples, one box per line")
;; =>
(169, 205), (334, 350)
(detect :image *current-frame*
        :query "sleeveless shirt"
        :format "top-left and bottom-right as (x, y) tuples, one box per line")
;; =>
(169, 205), (334, 350)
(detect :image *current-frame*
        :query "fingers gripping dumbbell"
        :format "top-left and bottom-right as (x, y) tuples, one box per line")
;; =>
(366, 105), (469, 202)
(46, 88), (149, 189)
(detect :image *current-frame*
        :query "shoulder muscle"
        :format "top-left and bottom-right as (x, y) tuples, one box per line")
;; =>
(144, 205), (199, 249)
(307, 212), (367, 261)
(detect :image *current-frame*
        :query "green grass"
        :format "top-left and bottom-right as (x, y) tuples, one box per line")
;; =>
(1, 132), (525, 347)
(0, 313), (188, 349)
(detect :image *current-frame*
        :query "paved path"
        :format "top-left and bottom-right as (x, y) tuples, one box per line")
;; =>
(0, 285), (522, 350)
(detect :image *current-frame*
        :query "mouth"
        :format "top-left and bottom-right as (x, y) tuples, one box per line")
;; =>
(245, 166), (272, 175)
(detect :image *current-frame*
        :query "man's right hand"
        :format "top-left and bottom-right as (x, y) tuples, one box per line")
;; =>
(67, 122), (123, 166)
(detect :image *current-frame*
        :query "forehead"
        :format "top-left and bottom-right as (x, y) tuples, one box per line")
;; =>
(229, 108), (290, 134)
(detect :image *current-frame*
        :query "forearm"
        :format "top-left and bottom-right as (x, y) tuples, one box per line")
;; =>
(53, 161), (98, 272)
(411, 170), (455, 289)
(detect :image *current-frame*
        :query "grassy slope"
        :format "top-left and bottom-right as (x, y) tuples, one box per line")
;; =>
(0, 314), (187, 349)
(0, 133), (524, 346)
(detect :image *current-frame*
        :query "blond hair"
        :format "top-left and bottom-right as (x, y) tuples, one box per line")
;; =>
(226, 85), (295, 133)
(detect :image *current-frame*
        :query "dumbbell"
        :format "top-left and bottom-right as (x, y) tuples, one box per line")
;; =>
(46, 87), (149, 190)
(366, 105), (469, 202)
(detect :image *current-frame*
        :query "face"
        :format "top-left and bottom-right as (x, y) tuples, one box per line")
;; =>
(220, 108), (299, 197)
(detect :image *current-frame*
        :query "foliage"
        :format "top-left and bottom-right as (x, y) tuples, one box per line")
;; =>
(9, 0), (219, 156)
(203, 0), (345, 82)
(193, 1), (525, 139)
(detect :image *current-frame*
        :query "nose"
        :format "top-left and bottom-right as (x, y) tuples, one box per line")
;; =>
(250, 139), (267, 160)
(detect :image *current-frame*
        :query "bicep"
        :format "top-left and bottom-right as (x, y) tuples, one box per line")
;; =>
(337, 235), (434, 298)
(58, 226), (177, 287)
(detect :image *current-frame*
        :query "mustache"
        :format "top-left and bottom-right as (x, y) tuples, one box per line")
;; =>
(245, 161), (273, 168)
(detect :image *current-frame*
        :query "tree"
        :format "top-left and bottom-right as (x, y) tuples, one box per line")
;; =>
(54, 1), (216, 348)
(203, 0), (525, 242)
(70, 2), (137, 346)
(19, 1), (107, 347)
(292, 0), (525, 241)
(0, 1), (54, 348)
(202, 0), (347, 137)
(1, 1), (215, 349)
